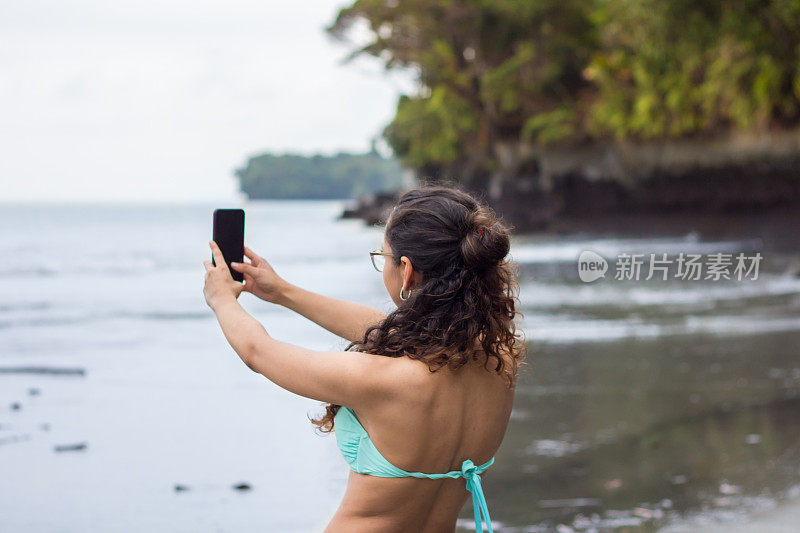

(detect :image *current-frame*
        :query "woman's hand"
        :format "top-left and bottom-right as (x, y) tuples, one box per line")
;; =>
(203, 241), (246, 310)
(230, 246), (289, 304)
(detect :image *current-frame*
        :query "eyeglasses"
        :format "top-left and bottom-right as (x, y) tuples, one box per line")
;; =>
(369, 250), (392, 272)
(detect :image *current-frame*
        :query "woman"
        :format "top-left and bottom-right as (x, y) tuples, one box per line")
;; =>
(203, 185), (527, 533)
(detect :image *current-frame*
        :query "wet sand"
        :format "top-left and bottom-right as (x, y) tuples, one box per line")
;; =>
(659, 493), (800, 532)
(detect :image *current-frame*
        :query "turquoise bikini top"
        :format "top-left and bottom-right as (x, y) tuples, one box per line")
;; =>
(334, 405), (495, 533)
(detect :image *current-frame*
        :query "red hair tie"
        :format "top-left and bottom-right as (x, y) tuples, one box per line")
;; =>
(478, 228), (484, 239)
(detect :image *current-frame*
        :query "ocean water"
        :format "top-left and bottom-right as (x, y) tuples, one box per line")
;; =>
(1, 201), (799, 532)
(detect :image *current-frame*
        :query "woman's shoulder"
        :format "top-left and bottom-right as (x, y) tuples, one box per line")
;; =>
(362, 348), (513, 408)
(361, 353), (438, 401)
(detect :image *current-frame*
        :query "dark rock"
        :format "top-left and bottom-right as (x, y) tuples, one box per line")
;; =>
(54, 442), (87, 452)
(490, 158), (800, 233)
(40, 423), (50, 431)
(232, 483), (252, 491)
(342, 129), (800, 234)
(339, 190), (402, 226)
(28, 388), (40, 396)
(174, 484), (190, 492)
(10, 402), (21, 410)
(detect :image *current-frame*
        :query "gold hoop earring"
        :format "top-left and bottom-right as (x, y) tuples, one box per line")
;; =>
(400, 286), (412, 300)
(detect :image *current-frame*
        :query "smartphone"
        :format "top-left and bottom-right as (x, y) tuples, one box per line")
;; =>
(212, 208), (245, 282)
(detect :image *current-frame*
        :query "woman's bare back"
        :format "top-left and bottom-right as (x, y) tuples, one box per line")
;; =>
(325, 352), (516, 532)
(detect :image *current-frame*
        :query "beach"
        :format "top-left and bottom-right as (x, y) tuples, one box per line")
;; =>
(659, 491), (800, 532)
(2, 200), (799, 532)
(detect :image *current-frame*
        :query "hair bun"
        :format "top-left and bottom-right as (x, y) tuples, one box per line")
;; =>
(460, 210), (510, 270)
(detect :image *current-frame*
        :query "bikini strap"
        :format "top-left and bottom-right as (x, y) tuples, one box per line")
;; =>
(460, 459), (494, 533)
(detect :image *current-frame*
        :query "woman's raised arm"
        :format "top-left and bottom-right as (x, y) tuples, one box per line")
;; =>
(276, 283), (388, 344)
(210, 297), (415, 408)
(231, 245), (388, 343)
(206, 240), (404, 408)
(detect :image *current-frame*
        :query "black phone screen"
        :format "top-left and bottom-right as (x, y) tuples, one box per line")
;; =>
(212, 209), (245, 282)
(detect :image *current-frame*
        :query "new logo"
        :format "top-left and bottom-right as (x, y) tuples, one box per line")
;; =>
(578, 250), (608, 283)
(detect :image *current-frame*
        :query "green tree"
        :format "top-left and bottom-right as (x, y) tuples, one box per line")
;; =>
(588, 0), (800, 139)
(327, 0), (596, 185)
(327, 0), (800, 182)
(235, 151), (407, 200)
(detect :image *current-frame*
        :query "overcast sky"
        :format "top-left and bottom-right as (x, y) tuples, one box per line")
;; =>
(0, 0), (416, 203)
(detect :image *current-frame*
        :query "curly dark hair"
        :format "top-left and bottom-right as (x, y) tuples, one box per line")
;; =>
(310, 182), (527, 432)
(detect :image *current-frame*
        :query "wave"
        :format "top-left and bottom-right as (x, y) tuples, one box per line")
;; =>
(0, 310), (214, 330)
(0, 302), (51, 313)
(509, 234), (763, 265)
(521, 313), (800, 344)
(0, 366), (85, 375)
(518, 274), (800, 310)
(0, 260), (183, 278)
(0, 254), (363, 279)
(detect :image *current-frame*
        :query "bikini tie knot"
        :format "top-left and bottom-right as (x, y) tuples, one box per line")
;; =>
(460, 459), (493, 533)
(461, 459), (477, 478)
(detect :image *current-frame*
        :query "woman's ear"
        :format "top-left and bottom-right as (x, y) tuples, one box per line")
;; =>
(400, 256), (417, 287)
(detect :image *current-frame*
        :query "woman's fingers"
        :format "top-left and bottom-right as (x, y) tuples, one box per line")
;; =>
(231, 261), (258, 277)
(242, 272), (255, 292)
(209, 241), (228, 271)
(244, 246), (263, 265)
